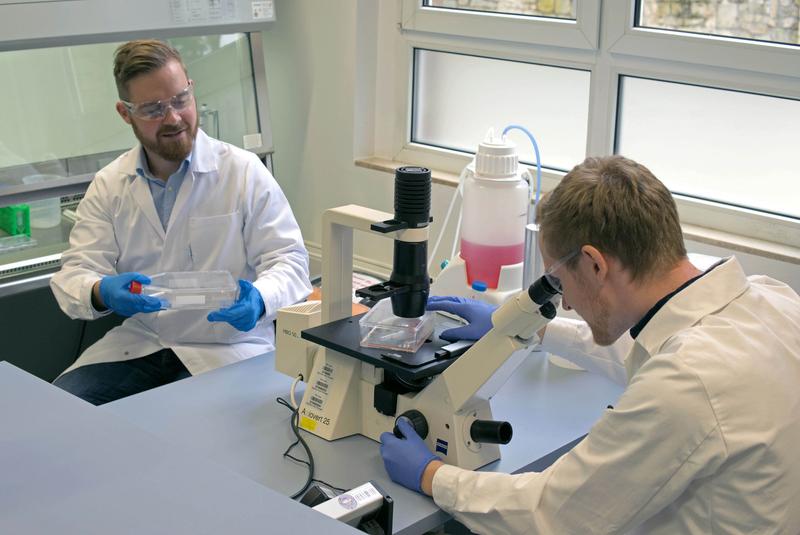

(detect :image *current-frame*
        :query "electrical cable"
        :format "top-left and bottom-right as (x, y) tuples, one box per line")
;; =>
(289, 374), (303, 409)
(276, 396), (348, 499)
(312, 479), (348, 494)
(276, 396), (314, 499)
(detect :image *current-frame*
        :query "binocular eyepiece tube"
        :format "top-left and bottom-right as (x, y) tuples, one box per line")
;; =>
(470, 419), (513, 445)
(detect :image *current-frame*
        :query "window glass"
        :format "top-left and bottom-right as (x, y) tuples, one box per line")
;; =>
(616, 76), (800, 219)
(637, 0), (800, 46)
(424, 0), (576, 20)
(412, 49), (590, 171)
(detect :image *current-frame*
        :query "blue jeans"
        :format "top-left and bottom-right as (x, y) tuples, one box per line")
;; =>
(53, 348), (191, 405)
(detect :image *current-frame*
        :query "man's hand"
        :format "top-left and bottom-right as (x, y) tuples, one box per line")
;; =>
(379, 417), (440, 494)
(96, 273), (163, 316)
(427, 295), (497, 342)
(207, 279), (265, 331)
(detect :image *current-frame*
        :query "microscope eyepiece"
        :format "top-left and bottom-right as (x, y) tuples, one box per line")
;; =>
(528, 275), (560, 305)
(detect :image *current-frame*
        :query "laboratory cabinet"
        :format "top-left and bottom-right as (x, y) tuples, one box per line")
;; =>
(0, 285), (124, 382)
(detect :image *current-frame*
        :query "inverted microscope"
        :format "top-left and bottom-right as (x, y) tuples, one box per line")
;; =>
(276, 166), (559, 470)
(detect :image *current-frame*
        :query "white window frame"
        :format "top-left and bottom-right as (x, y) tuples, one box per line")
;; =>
(372, 0), (800, 251)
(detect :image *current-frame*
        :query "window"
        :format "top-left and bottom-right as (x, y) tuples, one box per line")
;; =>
(617, 76), (800, 219)
(412, 49), (590, 171)
(382, 1), (800, 249)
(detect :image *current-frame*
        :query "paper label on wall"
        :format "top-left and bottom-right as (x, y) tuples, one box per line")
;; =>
(251, 0), (274, 20)
(170, 0), (236, 24)
(242, 133), (262, 150)
(170, 0), (188, 23)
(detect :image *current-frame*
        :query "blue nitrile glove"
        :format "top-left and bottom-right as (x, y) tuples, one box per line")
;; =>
(98, 272), (162, 317)
(427, 295), (497, 342)
(207, 279), (266, 332)
(379, 417), (440, 493)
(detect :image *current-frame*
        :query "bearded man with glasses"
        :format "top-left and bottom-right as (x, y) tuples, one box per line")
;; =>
(50, 40), (311, 405)
(380, 155), (800, 533)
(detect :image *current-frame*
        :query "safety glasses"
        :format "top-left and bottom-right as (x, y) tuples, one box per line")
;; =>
(543, 248), (581, 294)
(121, 81), (194, 120)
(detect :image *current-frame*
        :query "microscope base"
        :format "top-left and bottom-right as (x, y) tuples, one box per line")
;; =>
(296, 346), (503, 470)
(297, 321), (504, 470)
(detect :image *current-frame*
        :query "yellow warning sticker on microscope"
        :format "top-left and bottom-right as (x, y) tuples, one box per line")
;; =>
(300, 416), (317, 431)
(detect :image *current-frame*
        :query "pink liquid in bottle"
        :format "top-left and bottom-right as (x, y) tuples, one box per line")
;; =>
(461, 239), (524, 288)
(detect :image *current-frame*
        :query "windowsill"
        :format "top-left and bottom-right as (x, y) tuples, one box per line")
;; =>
(680, 224), (800, 265)
(356, 156), (461, 187)
(355, 156), (800, 266)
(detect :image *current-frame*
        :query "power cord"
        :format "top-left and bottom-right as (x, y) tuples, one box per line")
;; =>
(289, 374), (303, 409)
(276, 396), (348, 498)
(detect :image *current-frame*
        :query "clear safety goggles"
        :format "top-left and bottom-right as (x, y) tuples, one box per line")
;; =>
(121, 81), (194, 120)
(543, 248), (581, 294)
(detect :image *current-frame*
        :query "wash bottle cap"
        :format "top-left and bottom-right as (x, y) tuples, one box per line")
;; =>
(471, 281), (488, 292)
(475, 128), (518, 179)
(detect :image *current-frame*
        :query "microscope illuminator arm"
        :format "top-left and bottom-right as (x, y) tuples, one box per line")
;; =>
(321, 205), (393, 323)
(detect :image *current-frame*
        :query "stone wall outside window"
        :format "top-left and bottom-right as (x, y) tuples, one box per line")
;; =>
(641, 0), (800, 44)
(426, 0), (575, 18)
(428, 0), (800, 44)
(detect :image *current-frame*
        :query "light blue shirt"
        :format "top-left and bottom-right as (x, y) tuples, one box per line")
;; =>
(135, 150), (192, 231)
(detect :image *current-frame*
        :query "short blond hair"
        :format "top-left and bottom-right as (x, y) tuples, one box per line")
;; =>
(113, 39), (187, 100)
(536, 155), (686, 282)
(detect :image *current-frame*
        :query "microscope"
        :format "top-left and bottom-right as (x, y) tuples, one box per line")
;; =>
(276, 167), (559, 470)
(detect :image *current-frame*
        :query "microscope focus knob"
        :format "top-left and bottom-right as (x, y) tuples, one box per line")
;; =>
(394, 410), (429, 440)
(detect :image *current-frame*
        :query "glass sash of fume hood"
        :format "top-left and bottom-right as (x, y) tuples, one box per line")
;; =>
(0, 32), (269, 288)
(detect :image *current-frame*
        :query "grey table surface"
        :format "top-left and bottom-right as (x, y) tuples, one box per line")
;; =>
(0, 361), (360, 535)
(107, 351), (624, 534)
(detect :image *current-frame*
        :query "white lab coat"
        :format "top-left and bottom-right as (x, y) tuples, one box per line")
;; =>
(433, 257), (800, 534)
(51, 130), (312, 376)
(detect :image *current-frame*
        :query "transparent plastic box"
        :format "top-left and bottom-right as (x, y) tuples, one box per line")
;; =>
(359, 298), (434, 353)
(0, 234), (37, 253)
(130, 271), (239, 310)
(22, 174), (63, 229)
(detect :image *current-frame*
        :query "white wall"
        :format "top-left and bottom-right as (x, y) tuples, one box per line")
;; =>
(260, 0), (395, 279)
(260, 0), (800, 292)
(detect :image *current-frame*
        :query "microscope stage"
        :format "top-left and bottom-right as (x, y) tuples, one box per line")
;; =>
(301, 314), (458, 381)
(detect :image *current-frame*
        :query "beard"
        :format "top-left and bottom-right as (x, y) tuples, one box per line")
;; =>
(587, 291), (615, 346)
(574, 273), (619, 346)
(132, 116), (198, 163)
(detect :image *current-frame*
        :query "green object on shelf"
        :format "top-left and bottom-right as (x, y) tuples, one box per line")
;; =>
(0, 204), (31, 236)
